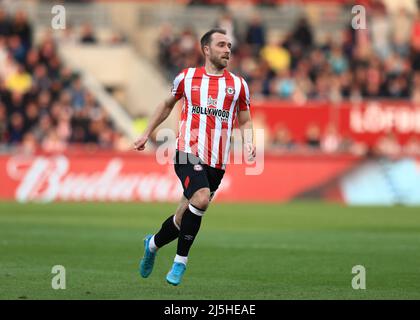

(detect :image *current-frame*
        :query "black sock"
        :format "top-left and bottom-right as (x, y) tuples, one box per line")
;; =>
(176, 205), (204, 257)
(154, 215), (180, 248)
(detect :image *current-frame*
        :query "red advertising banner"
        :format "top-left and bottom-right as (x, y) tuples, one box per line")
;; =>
(252, 100), (420, 146)
(0, 152), (359, 203)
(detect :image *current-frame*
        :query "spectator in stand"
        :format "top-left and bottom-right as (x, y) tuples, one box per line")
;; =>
(24, 48), (40, 74)
(109, 30), (127, 45)
(328, 44), (348, 75)
(8, 112), (25, 144)
(20, 131), (37, 154)
(4, 63), (31, 94)
(38, 35), (56, 65)
(370, 0), (391, 60)
(215, 11), (239, 51)
(245, 12), (266, 57)
(271, 69), (295, 99)
(386, 74), (410, 98)
(69, 76), (86, 111)
(0, 102), (8, 143)
(98, 127), (115, 149)
(32, 63), (51, 91)
(270, 123), (295, 151)
(11, 10), (32, 52)
(80, 23), (97, 44)
(0, 8), (11, 36)
(7, 90), (25, 114)
(260, 35), (290, 74)
(32, 114), (52, 144)
(391, 8), (412, 58)
(42, 128), (67, 153)
(404, 136), (420, 155)
(23, 101), (39, 133)
(187, 0), (226, 7)
(342, 25), (356, 60)
(321, 124), (341, 154)
(37, 90), (52, 117)
(178, 27), (201, 68)
(290, 17), (313, 50)
(8, 34), (26, 64)
(305, 123), (321, 150)
(374, 132), (402, 158)
(157, 23), (176, 71)
(411, 11), (420, 50)
(410, 11), (420, 72)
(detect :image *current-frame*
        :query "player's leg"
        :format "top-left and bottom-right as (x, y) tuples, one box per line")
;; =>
(168, 165), (224, 278)
(206, 165), (225, 204)
(176, 187), (210, 262)
(167, 187), (210, 286)
(152, 195), (188, 249)
(139, 196), (188, 278)
(174, 195), (189, 227)
(171, 166), (224, 269)
(166, 151), (211, 285)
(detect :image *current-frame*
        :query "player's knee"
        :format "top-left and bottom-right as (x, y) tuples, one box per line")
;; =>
(174, 214), (182, 228)
(191, 189), (210, 211)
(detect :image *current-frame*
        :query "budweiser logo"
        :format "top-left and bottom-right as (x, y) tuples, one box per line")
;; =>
(5, 155), (230, 203)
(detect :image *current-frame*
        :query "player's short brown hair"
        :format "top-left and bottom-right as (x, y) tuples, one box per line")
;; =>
(200, 28), (227, 54)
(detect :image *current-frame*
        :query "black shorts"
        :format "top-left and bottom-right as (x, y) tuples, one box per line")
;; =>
(174, 150), (225, 200)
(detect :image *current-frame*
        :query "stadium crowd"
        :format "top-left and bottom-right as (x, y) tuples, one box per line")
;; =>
(156, 1), (420, 156)
(0, 8), (127, 153)
(1, 3), (419, 157)
(158, 3), (420, 102)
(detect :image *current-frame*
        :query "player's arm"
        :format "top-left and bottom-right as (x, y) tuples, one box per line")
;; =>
(134, 70), (186, 151)
(133, 95), (179, 151)
(238, 110), (256, 160)
(237, 77), (256, 160)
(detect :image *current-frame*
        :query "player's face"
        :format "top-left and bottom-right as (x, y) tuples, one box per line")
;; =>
(207, 33), (231, 69)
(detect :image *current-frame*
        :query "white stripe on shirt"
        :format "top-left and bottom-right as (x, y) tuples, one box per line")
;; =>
(183, 68), (196, 154)
(198, 74), (209, 161)
(210, 77), (226, 167)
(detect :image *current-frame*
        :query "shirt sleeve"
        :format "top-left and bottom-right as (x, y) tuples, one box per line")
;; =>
(238, 77), (251, 111)
(171, 70), (186, 100)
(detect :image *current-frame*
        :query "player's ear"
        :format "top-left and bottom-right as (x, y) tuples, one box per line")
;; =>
(203, 45), (210, 56)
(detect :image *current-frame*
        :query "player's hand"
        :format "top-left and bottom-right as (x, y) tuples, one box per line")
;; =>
(133, 135), (148, 151)
(245, 143), (256, 161)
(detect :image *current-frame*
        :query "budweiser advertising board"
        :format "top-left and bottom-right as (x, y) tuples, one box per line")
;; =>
(0, 152), (359, 203)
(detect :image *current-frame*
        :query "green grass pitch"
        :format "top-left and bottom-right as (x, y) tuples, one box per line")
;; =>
(1, 201), (419, 300)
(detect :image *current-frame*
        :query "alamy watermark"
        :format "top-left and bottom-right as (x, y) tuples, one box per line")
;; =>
(351, 5), (367, 30)
(352, 265), (366, 290)
(154, 128), (265, 175)
(51, 5), (66, 30)
(51, 265), (66, 290)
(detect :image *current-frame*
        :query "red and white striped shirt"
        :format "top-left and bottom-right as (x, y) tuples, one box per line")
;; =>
(171, 66), (250, 170)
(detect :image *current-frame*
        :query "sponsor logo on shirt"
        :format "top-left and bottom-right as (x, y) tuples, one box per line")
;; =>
(191, 105), (230, 122)
(207, 96), (218, 107)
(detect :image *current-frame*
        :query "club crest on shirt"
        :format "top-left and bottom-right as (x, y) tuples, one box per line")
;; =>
(194, 164), (203, 171)
(226, 87), (235, 95)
